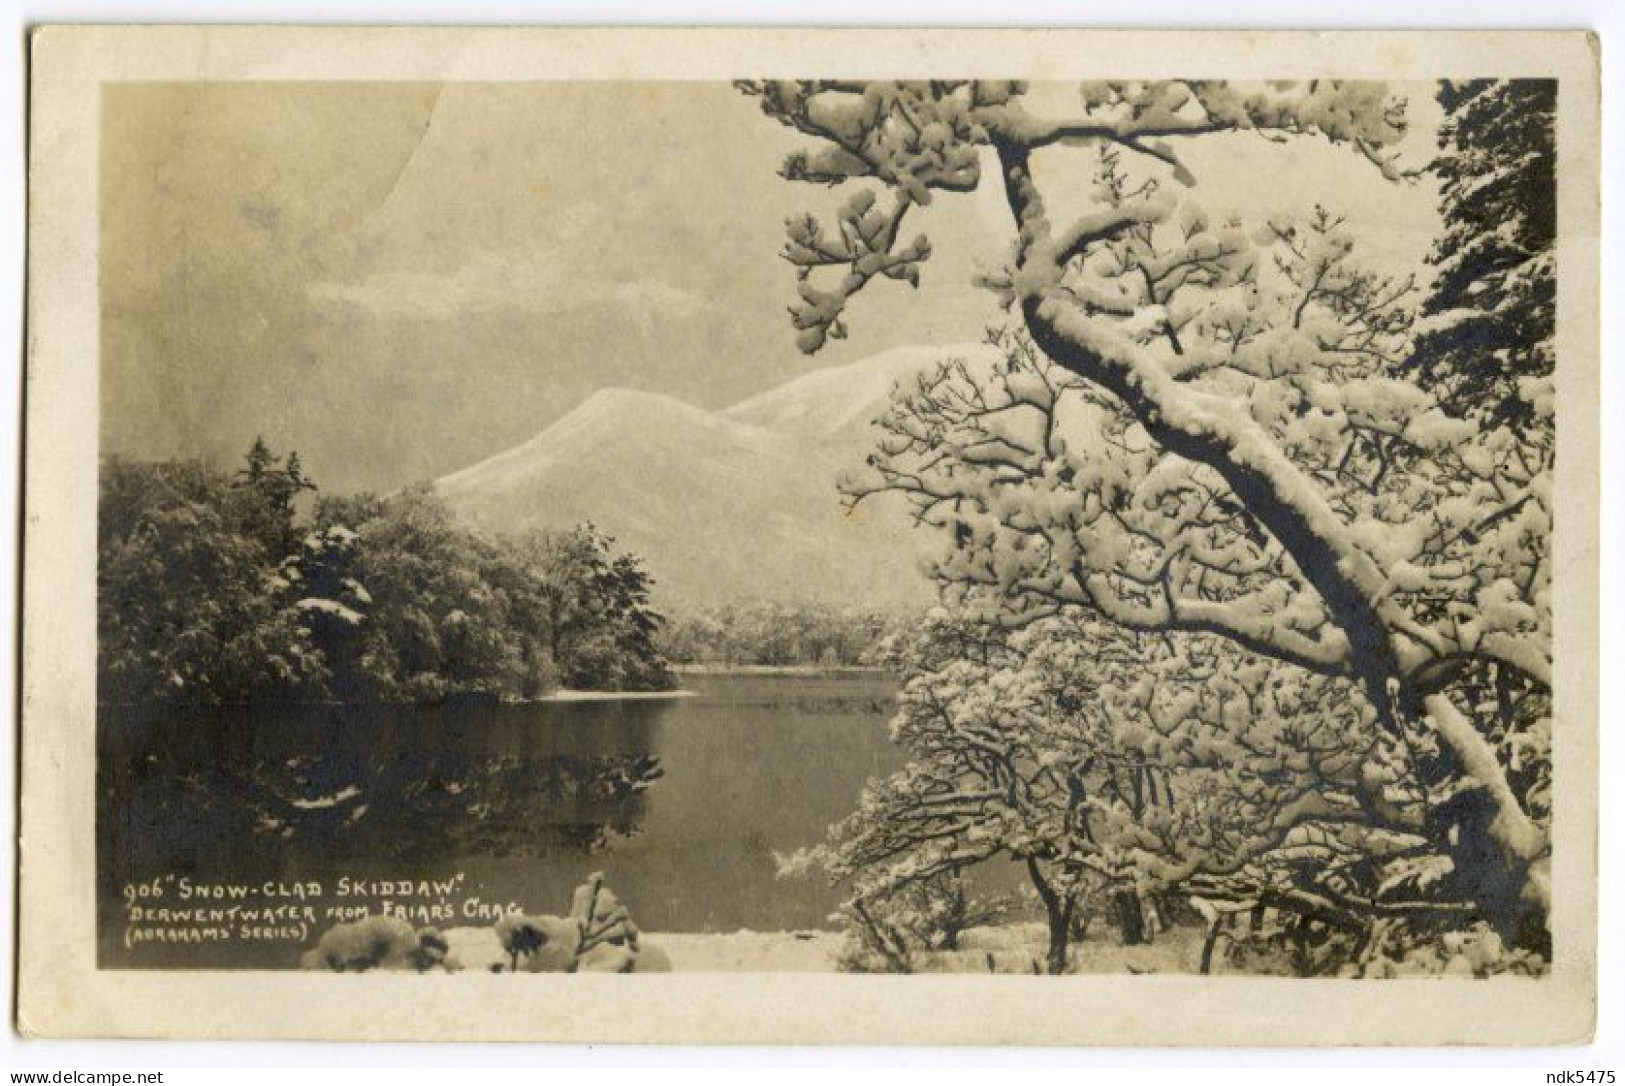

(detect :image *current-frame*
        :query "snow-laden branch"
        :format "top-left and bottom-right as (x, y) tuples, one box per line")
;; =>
(755, 77), (1555, 954)
(1423, 693), (1549, 914)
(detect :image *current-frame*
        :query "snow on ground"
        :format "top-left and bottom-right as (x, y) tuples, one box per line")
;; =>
(652, 930), (844, 972)
(670, 664), (888, 676)
(441, 925), (510, 972)
(439, 923), (1206, 974)
(931, 922), (1206, 975)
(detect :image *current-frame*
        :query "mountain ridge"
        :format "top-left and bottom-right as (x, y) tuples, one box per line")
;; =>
(435, 344), (998, 609)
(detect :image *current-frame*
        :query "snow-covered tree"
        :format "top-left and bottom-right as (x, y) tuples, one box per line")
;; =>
(98, 455), (330, 704)
(100, 450), (678, 705)
(745, 80), (1554, 954)
(790, 599), (1454, 973)
(782, 609), (1104, 973)
(232, 435), (318, 557)
(1411, 79), (1556, 430)
(524, 523), (675, 692)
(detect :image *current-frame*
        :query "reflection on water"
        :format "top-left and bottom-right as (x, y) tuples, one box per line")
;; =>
(99, 672), (902, 969)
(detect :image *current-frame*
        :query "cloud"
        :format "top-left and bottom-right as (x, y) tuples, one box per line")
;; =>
(603, 278), (708, 313)
(309, 243), (704, 321)
(550, 199), (605, 243)
(311, 250), (561, 319)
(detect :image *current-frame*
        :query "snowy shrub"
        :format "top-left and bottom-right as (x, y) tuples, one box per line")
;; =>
(832, 900), (916, 974)
(826, 873), (1027, 973)
(300, 914), (447, 973)
(306, 873), (649, 974)
(899, 872), (1026, 951)
(494, 912), (581, 973)
(488, 873), (642, 973)
(567, 872), (642, 973)
(1348, 922), (1548, 979)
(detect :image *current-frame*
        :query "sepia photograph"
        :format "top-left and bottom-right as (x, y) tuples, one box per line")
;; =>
(16, 26), (1601, 1044)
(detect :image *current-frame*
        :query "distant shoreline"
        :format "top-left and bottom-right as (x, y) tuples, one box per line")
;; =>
(538, 688), (700, 703)
(535, 665), (897, 703)
(670, 664), (892, 677)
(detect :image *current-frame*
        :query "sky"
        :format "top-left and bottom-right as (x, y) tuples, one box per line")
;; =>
(100, 81), (1444, 494)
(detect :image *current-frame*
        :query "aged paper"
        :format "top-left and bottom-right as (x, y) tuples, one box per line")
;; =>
(20, 26), (1599, 1043)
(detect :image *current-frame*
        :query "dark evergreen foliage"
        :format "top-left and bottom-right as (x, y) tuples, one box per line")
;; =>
(1411, 79), (1556, 429)
(98, 442), (675, 705)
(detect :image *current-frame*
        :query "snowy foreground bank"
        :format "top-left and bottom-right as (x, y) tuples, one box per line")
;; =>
(436, 923), (1204, 974)
(300, 875), (1207, 975)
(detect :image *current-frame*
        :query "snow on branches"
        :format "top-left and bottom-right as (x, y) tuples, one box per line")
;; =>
(786, 607), (1471, 973)
(752, 79), (1555, 959)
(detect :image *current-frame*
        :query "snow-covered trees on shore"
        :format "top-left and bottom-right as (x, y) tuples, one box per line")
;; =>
(752, 79), (1556, 971)
(98, 442), (675, 704)
(660, 602), (915, 668)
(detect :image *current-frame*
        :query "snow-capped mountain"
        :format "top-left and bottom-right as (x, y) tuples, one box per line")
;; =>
(436, 344), (999, 608)
(721, 345), (966, 437)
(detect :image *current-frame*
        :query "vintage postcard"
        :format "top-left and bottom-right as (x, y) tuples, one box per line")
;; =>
(19, 26), (1599, 1043)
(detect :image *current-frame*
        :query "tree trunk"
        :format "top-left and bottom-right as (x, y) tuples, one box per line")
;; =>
(940, 876), (967, 951)
(1114, 889), (1146, 946)
(851, 901), (912, 974)
(1199, 921), (1223, 975)
(1016, 295), (1403, 708)
(994, 142), (1553, 960)
(1044, 903), (1071, 975)
(1024, 858), (1073, 975)
(1070, 904), (1094, 943)
(1422, 694), (1550, 946)
(1022, 287), (1552, 945)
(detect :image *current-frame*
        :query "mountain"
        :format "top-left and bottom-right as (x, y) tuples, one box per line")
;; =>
(722, 344), (983, 437)
(436, 344), (1000, 609)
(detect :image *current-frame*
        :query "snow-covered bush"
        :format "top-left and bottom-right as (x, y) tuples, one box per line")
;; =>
(484, 873), (645, 973)
(824, 870), (1026, 973)
(489, 872), (644, 973)
(494, 912), (582, 973)
(303, 873), (647, 974)
(1348, 922), (1547, 979)
(300, 914), (448, 973)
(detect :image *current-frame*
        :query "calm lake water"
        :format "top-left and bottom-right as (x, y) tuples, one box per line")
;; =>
(98, 672), (904, 968)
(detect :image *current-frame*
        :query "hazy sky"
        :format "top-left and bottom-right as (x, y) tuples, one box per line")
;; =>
(101, 81), (1443, 494)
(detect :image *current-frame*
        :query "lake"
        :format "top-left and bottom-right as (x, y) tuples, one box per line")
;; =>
(97, 671), (906, 968)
